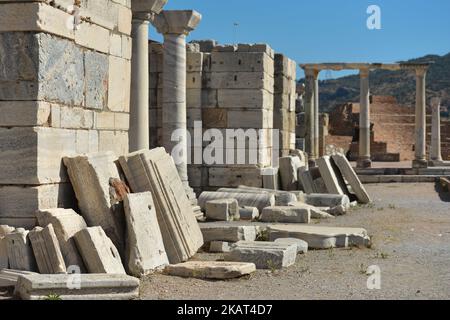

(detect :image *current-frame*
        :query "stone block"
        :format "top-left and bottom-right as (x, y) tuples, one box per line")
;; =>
(5, 228), (37, 272)
(164, 261), (256, 280)
(260, 206), (310, 223)
(317, 156), (347, 195)
(200, 224), (257, 242)
(274, 238), (308, 254)
(261, 167), (279, 190)
(209, 72), (274, 91)
(238, 206), (259, 221)
(227, 109), (272, 129)
(74, 227), (126, 274)
(287, 202), (334, 219)
(198, 191), (274, 212)
(29, 225), (66, 274)
(217, 89), (273, 109)
(224, 241), (297, 269)
(15, 273), (140, 300)
(209, 241), (231, 253)
(63, 152), (125, 254)
(108, 56), (131, 112)
(202, 108), (228, 128)
(210, 52), (274, 74)
(85, 51), (109, 110)
(267, 224), (371, 249)
(0, 237), (9, 269)
(0, 101), (50, 127)
(297, 193), (350, 208)
(236, 43), (275, 59)
(298, 167), (317, 194)
(187, 52), (204, 72)
(205, 199), (240, 221)
(0, 269), (37, 289)
(123, 192), (169, 277)
(36, 209), (87, 273)
(208, 167), (263, 188)
(279, 156), (304, 191)
(75, 22), (110, 54)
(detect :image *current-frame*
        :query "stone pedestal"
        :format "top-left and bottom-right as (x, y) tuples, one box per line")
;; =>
(152, 10), (202, 192)
(413, 68), (428, 168)
(357, 68), (372, 168)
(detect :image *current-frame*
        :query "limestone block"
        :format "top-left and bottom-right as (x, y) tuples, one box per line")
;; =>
(36, 209), (87, 273)
(209, 241), (231, 253)
(198, 191), (275, 212)
(224, 241), (297, 269)
(202, 108), (228, 128)
(85, 51), (109, 110)
(208, 167), (263, 188)
(123, 192), (169, 277)
(209, 72), (274, 91)
(200, 224), (257, 242)
(59, 107), (94, 129)
(274, 238), (308, 254)
(29, 225), (66, 274)
(261, 167), (279, 190)
(260, 206), (311, 224)
(210, 52), (274, 74)
(15, 273), (140, 300)
(279, 156), (304, 191)
(227, 109), (272, 129)
(75, 22), (110, 54)
(267, 225), (371, 249)
(117, 3), (132, 35)
(313, 177), (328, 194)
(239, 207), (259, 221)
(217, 89), (273, 109)
(0, 269), (37, 289)
(108, 56), (131, 112)
(325, 205), (347, 216)
(274, 54), (297, 79)
(5, 228), (37, 271)
(132, 0), (167, 14)
(164, 261), (256, 280)
(0, 237), (9, 269)
(205, 199), (240, 221)
(232, 186), (300, 207)
(186, 71), (203, 89)
(0, 101), (50, 127)
(287, 202), (334, 219)
(187, 52), (204, 72)
(63, 152), (125, 254)
(317, 156), (347, 195)
(74, 227), (126, 274)
(331, 154), (372, 204)
(119, 148), (204, 264)
(298, 168), (317, 194)
(297, 193), (350, 208)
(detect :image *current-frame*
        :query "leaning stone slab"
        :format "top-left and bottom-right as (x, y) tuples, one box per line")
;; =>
(15, 273), (140, 300)
(0, 269), (37, 289)
(119, 148), (203, 264)
(5, 228), (37, 271)
(274, 238), (308, 254)
(199, 191), (275, 213)
(200, 224), (257, 242)
(63, 152), (125, 254)
(331, 154), (372, 204)
(205, 199), (239, 221)
(123, 192), (169, 277)
(224, 241), (297, 269)
(165, 261), (256, 280)
(0, 225), (15, 269)
(29, 225), (66, 274)
(36, 209), (87, 273)
(267, 225), (371, 249)
(316, 156), (347, 195)
(287, 202), (334, 219)
(239, 206), (259, 221)
(298, 167), (315, 194)
(74, 227), (126, 274)
(209, 241), (232, 253)
(279, 156), (303, 191)
(260, 206), (311, 223)
(297, 193), (350, 208)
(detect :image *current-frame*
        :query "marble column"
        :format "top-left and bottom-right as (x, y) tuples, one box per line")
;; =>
(152, 10), (202, 189)
(129, 0), (167, 152)
(413, 67), (428, 168)
(303, 67), (316, 165)
(430, 97), (443, 163)
(313, 69), (320, 158)
(357, 68), (372, 168)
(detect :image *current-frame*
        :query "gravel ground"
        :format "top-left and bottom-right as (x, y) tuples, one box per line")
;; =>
(140, 183), (450, 300)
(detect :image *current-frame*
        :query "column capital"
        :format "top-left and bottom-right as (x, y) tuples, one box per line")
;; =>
(132, 0), (167, 19)
(152, 10), (202, 36)
(415, 66), (428, 77)
(359, 67), (370, 78)
(431, 97), (441, 110)
(303, 67), (320, 79)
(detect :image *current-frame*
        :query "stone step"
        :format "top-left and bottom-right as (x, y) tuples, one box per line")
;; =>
(164, 261), (256, 280)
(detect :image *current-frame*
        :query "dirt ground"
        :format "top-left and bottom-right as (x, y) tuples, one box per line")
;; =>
(140, 183), (450, 300)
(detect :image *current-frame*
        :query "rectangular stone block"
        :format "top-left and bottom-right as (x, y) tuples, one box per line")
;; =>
(0, 269), (37, 289)
(227, 109), (272, 129)
(317, 156), (347, 195)
(208, 72), (274, 91)
(279, 156), (304, 191)
(260, 206), (311, 223)
(29, 225), (66, 274)
(15, 273), (139, 300)
(200, 224), (257, 242)
(210, 52), (274, 74)
(74, 227), (126, 274)
(0, 101), (50, 127)
(123, 192), (169, 277)
(209, 241), (232, 253)
(205, 199), (239, 221)
(224, 241), (297, 269)
(5, 228), (37, 271)
(217, 89), (273, 109)
(85, 51), (109, 110)
(261, 167), (279, 190)
(75, 22), (110, 54)
(108, 56), (131, 112)
(164, 261), (256, 280)
(202, 108), (228, 128)
(63, 152), (125, 253)
(36, 209), (87, 273)
(198, 191), (275, 213)
(208, 167), (263, 188)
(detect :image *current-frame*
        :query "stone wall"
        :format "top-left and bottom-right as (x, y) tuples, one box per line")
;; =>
(0, 0), (132, 228)
(149, 40), (297, 193)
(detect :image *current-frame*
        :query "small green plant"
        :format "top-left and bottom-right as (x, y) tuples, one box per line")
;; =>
(359, 263), (367, 274)
(327, 247), (335, 258)
(367, 202), (375, 209)
(375, 252), (389, 259)
(43, 294), (61, 300)
(256, 229), (269, 241)
(388, 204), (396, 209)
(377, 207), (384, 211)
(266, 259), (277, 273)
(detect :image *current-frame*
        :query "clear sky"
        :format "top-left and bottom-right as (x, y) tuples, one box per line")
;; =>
(150, 0), (450, 79)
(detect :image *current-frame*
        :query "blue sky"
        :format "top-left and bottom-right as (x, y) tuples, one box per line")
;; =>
(150, 0), (450, 79)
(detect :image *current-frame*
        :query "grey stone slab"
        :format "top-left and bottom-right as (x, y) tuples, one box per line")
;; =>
(15, 273), (140, 300)
(219, 187), (297, 206)
(298, 167), (315, 194)
(260, 206), (311, 223)
(36, 209), (87, 273)
(74, 227), (126, 275)
(239, 206), (259, 221)
(199, 191), (275, 213)
(164, 261), (256, 279)
(287, 202), (334, 219)
(29, 225), (66, 274)
(224, 241), (297, 269)
(119, 148), (203, 264)
(279, 156), (303, 191)
(316, 156), (347, 195)
(84, 51), (108, 110)
(5, 228), (37, 272)
(200, 224), (257, 242)
(63, 152), (125, 255)
(0, 237), (9, 269)
(297, 193), (350, 208)
(209, 241), (231, 253)
(274, 238), (308, 254)
(267, 224), (371, 249)
(205, 199), (239, 221)
(0, 269), (37, 289)
(123, 192), (169, 277)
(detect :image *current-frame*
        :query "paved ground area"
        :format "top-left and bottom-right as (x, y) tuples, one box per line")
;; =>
(140, 183), (450, 300)
(350, 161), (412, 169)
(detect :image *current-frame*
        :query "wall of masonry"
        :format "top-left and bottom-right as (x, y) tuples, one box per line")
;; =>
(0, 0), (132, 228)
(149, 40), (297, 194)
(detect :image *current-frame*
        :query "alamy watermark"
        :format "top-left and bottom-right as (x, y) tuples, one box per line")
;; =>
(367, 5), (382, 30)
(366, 265), (381, 290)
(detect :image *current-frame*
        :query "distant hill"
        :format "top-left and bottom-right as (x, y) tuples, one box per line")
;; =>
(303, 53), (450, 114)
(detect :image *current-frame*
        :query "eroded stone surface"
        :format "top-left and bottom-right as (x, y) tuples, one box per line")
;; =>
(5, 228), (37, 272)
(273, 238), (308, 254)
(200, 224), (257, 242)
(205, 198), (239, 221)
(29, 225), (66, 274)
(165, 261), (256, 279)
(260, 206), (311, 223)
